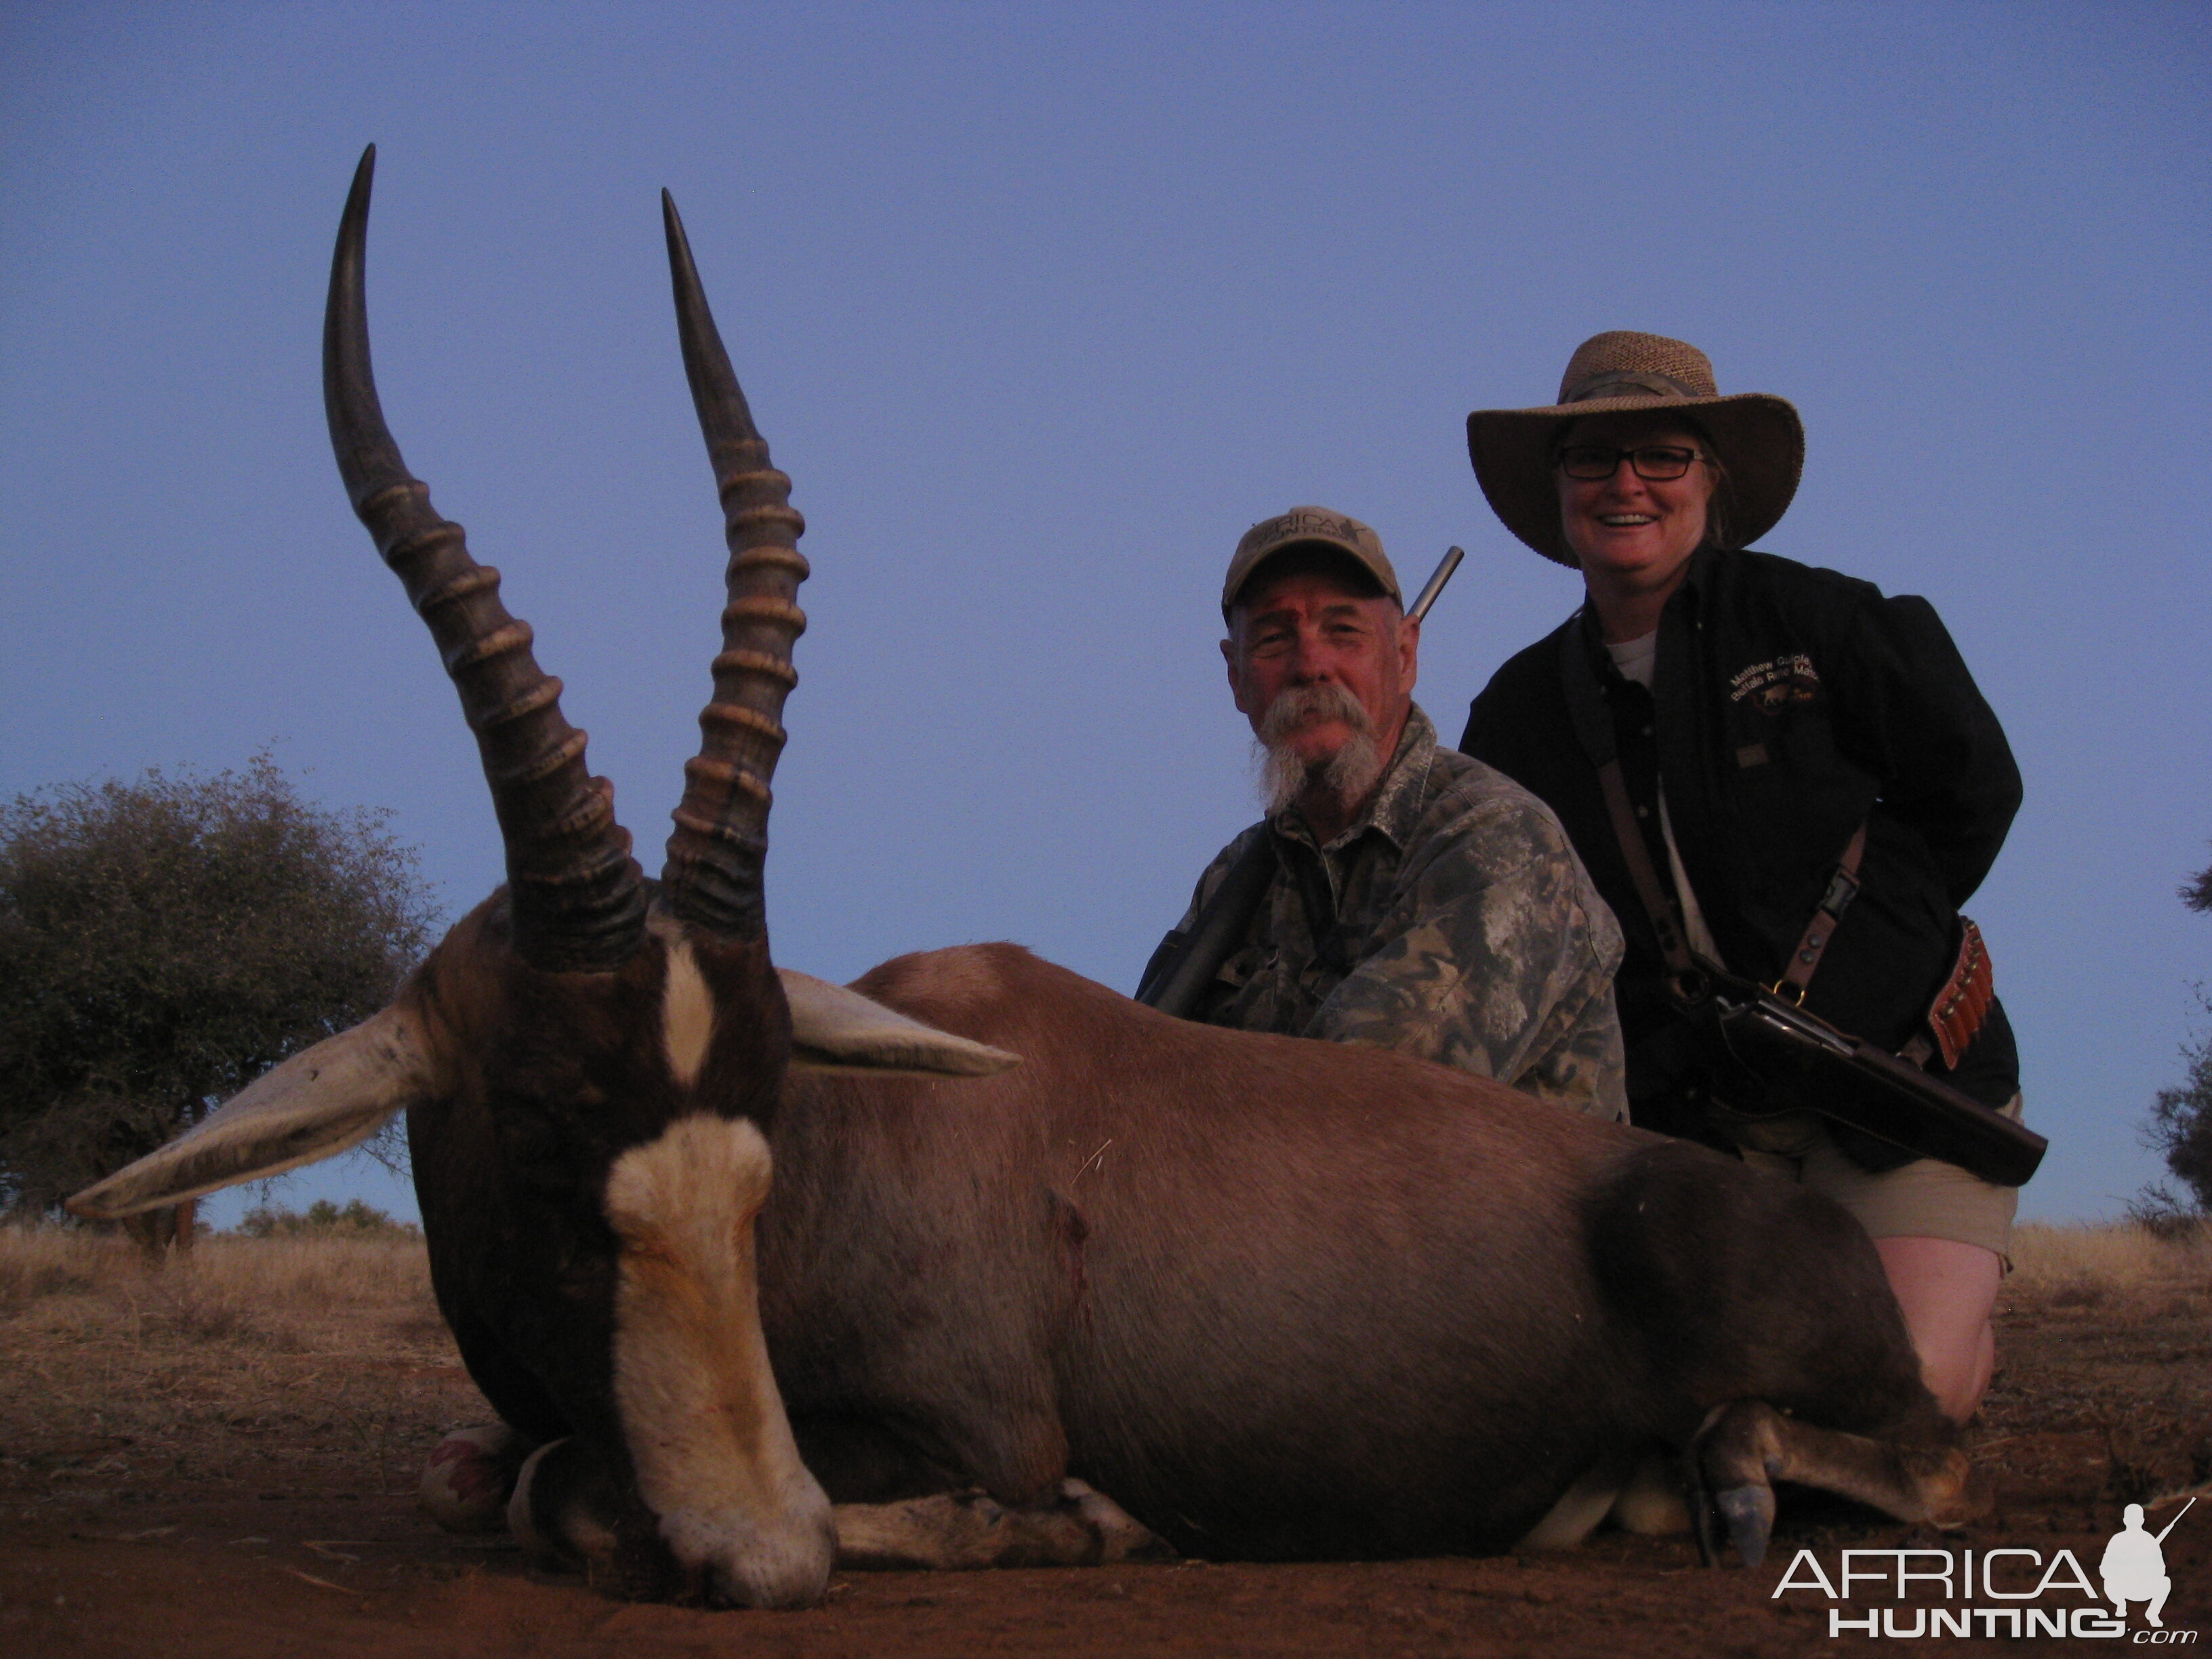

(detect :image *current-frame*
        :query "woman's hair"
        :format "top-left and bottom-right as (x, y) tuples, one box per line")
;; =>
(1551, 414), (1736, 550)
(1681, 416), (1734, 549)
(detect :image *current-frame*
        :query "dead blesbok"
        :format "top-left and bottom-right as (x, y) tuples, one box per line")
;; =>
(70, 148), (1980, 1608)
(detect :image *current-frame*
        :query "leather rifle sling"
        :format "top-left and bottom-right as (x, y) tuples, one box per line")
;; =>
(1558, 621), (1701, 990)
(1560, 621), (1868, 1003)
(1774, 821), (1867, 1004)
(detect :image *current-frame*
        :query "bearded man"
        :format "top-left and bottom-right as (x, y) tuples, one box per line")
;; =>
(1138, 506), (1629, 1118)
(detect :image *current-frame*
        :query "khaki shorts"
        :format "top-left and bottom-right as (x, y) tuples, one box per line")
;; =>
(1734, 1094), (2024, 1258)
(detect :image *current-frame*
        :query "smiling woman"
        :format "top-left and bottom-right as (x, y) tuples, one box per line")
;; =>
(1549, 424), (1719, 637)
(1458, 331), (2030, 1426)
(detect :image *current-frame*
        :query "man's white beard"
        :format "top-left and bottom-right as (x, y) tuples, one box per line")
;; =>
(1254, 683), (1386, 817)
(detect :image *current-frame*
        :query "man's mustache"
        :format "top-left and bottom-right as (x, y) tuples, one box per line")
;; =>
(1256, 682), (1371, 745)
(1254, 682), (1385, 816)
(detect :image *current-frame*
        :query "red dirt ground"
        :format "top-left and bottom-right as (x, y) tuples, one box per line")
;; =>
(5, 1269), (2207, 1657)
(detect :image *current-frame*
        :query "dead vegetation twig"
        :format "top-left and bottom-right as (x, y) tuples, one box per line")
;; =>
(284, 1567), (364, 1595)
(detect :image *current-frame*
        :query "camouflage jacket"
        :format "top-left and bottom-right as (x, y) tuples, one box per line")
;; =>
(1145, 706), (1629, 1119)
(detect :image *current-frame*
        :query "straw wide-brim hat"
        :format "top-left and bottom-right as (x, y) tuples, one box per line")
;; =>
(1467, 331), (1805, 568)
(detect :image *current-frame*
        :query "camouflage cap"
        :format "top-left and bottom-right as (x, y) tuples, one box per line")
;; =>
(1222, 506), (1401, 617)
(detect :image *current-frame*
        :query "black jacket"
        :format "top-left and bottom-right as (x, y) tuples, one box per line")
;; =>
(1460, 546), (2022, 1139)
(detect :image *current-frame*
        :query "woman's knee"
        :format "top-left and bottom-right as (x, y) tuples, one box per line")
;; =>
(1873, 1235), (2003, 1422)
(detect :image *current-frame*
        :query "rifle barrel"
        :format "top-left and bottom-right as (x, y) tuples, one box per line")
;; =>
(1408, 546), (1465, 623)
(2154, 1495), (2195, 1543)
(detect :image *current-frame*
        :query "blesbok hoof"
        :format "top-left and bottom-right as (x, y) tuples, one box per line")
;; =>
(1714, 1483), (1776, 1569)
(1923, 1448), (1988, 1528)
(508, 1437), (620, 1574)
(1057, 1478), (1176, 1563)
(420, 1422), (532, 1534)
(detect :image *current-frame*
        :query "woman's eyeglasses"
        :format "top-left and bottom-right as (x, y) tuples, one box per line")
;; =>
(1555, 445), (1704, 482)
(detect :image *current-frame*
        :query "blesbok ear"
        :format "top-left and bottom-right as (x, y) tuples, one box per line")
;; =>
(64, 1006), (437, 1221)
(777, 970), (1021, 1078)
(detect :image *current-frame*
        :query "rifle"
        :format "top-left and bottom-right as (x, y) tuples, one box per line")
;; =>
(1136, 546), (1465, 1018)
(2154, 1496), (2194, 1545)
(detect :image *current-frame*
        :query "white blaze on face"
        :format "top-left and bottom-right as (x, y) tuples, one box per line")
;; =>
(602, 1114), (834, 1607)
(657, 926), (716, 1087)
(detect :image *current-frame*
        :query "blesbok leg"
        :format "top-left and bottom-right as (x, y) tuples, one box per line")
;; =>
(1689, 1398), (1982, 1568)
(1513, 1446), (1638, 1549)
(514, 1438), (1166, 1576)
(832, 1482), (1170, 1570)
(508, 1437), (626, 1576)
(1515, 1444), (1700, 1551)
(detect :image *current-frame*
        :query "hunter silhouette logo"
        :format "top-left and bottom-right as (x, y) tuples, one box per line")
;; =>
(1768, 1498), (2199, 1640)
(2104, 1498), (2192, 1630)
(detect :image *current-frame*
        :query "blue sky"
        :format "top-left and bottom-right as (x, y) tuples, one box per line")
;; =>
(2, 1), (2207, 1225)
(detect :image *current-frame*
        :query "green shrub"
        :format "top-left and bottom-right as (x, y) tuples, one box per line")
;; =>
(235, 1198), (419, 1239)
(0, 752), (438, 1217)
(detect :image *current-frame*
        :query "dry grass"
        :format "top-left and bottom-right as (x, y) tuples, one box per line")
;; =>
(0, 1226), (438, 1345)
(1982, 1220), (2212, 1513)
(2008, 1217), (2212, 1311)
(0, 1225), (473, 1509)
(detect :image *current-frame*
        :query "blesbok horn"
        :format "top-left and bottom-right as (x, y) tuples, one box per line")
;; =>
(657, 192), (808, 939)
(324, 145), (646, 971)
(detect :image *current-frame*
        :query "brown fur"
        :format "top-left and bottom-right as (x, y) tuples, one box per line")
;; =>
(743, 943), (1961, 1563)
(405, 892), (796, 1598)
(402, 916), (1964, 1585)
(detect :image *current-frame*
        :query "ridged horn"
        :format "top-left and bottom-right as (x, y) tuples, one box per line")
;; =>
(658, 191), (808, 938)
(323, 145), (647, 972)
